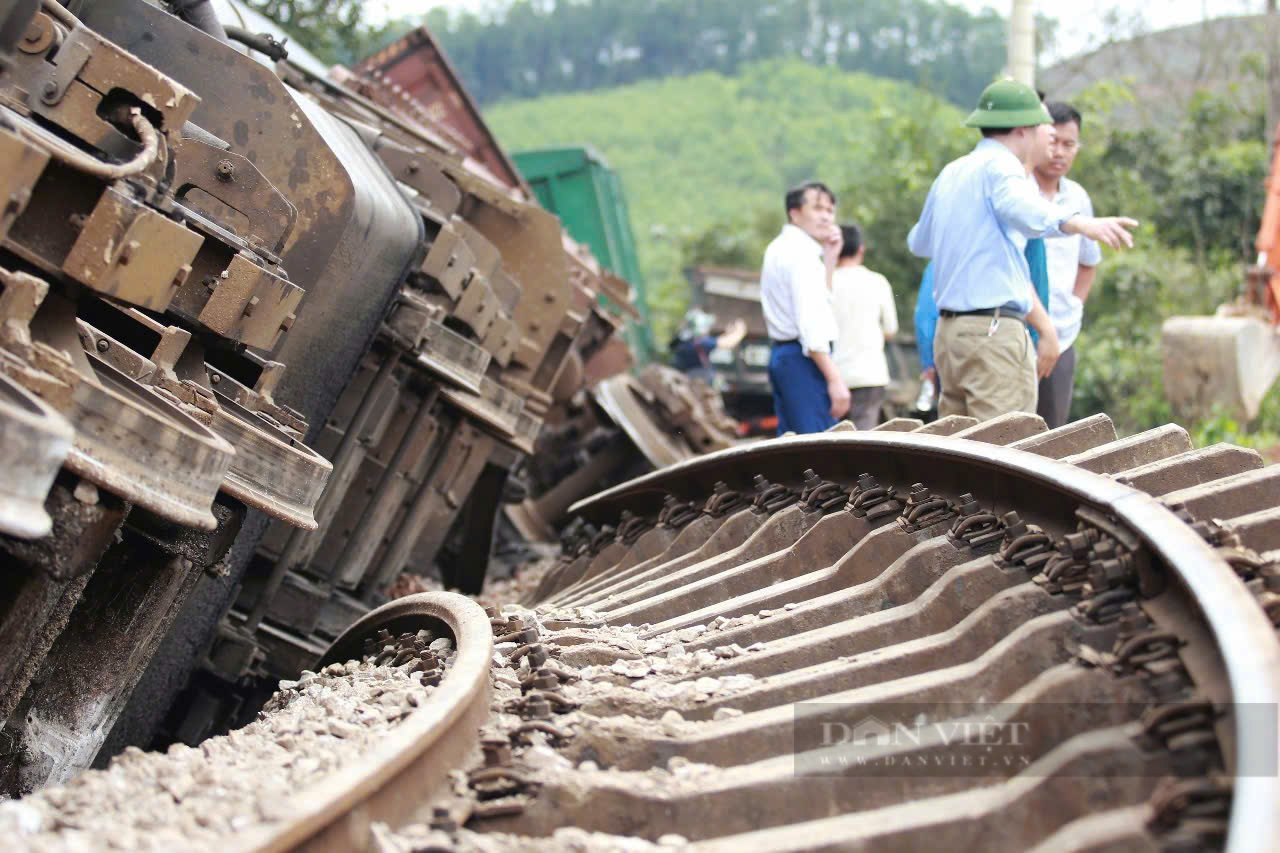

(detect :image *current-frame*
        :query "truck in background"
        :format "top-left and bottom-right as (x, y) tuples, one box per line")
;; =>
(512, 146), (654, 366)
(683, 265), (924, 433)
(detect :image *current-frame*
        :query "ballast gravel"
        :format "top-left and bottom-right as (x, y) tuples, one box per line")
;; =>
(0, 571), (786, 852)
(0, 632), (452, 852)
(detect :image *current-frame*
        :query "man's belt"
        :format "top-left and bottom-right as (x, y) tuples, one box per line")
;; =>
(771, 339), (834, 354)
(938, 307), (1026, 324)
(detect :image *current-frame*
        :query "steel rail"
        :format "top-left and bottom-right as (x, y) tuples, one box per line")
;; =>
(230, 592), (493, 853)
(566, 431), (1280, 853)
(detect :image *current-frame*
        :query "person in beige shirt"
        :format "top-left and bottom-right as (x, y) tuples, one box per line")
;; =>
(831, 223), (898, 430)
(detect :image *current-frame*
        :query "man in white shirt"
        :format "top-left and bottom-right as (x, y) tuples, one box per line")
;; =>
(760, 182), (851, 434)
(831, 223), (898, 430)
(1033, 102), (1103, 428)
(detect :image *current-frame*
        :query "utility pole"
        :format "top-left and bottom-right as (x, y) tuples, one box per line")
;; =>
(1008, 0), (1036, 88)
(1269, 0), (1280, 144)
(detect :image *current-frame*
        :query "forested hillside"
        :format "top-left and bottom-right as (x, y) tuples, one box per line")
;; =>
(487, 60), (971, 344)
(428, 0), (1011, 108)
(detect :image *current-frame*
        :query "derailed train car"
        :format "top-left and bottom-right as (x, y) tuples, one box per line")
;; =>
(0, 0), (735, 795)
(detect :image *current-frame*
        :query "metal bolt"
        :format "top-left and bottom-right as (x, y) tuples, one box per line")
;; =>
(428, 806), (457, 833)
(215, 159), (235, 181)
(95, 338), (109, 352)
(210, 373), (221, 384)
(481, 737), (511, 767)
(524, 698), (552, 719)
(118, 240), (139, 265)
(1001, 511), (1028, 538)
(40, 80), (58, 103)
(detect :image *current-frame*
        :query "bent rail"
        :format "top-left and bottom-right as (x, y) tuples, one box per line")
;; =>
(236, 593), (493, 853)
(565, 428), (1280, 852)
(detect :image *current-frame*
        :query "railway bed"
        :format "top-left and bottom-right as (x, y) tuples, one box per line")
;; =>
(4, 411), (1279, 853)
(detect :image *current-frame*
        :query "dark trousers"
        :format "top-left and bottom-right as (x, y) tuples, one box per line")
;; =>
(1036, 344), (1076, 429)
(768, 342), (834, 435)
(848, 386), (886, 431)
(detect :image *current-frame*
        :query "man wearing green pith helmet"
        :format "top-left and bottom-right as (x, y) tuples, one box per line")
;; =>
(907, 79), (1139, 421)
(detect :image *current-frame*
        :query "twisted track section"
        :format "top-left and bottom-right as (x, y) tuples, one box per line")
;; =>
(16, 413), (1275, 853)
(506, 412), (1279, 852)
(239, 593), (493, 853)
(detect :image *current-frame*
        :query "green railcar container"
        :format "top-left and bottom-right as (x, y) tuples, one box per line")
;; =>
(512, 146), (653, 363)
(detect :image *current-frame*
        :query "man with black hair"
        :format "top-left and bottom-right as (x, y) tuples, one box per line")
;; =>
(1032, 101), (1101, 428)
(761, 181), (850, 434)
(831, 223), (897, 430)
(907, 79), (1138, 421)
(670, 309), (746, 385)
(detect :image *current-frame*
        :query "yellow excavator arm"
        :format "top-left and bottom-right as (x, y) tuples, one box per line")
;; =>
(1253, 123), (1280, 324)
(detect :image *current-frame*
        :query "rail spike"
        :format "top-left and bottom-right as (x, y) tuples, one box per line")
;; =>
(702, 480), (747, 518)
(945, 493), (1003, 550)
(749, 474), (798, 516)
(798, 469), (850, 515)
(994, 511), (1055, 572)
(657, 494), (701, 529)
(896, 482), (955, 533)
(614, 509), (652, 545)
(843, 472), (902, 521)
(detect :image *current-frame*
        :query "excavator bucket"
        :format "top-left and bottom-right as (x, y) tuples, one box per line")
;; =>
(1161, 312), (1280, 421)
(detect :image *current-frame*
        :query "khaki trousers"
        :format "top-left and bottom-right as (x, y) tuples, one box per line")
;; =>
(935, 314), (1037, 421)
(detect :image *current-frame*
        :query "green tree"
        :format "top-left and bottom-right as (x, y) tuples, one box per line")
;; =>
(436, 0), (1009, 108)
(242, 0), (413, 65)
(1068, 74), (1268, 267)
(1062, 78), (1274, 439)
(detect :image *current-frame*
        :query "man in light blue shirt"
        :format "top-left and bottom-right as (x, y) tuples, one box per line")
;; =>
(907, 79), (1137, 421)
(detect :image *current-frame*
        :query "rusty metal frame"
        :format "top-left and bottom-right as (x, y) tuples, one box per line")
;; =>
(568, 431), (1280, 853)
(591, 373), (687, 470)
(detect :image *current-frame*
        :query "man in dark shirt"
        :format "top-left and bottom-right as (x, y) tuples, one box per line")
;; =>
(671, 309), (746, 384)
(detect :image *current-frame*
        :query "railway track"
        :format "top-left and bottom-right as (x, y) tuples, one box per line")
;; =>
(5, 411), (1279, 852)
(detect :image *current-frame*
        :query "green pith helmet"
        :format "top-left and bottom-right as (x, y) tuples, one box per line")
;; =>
(963, 78), (1052, 129)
